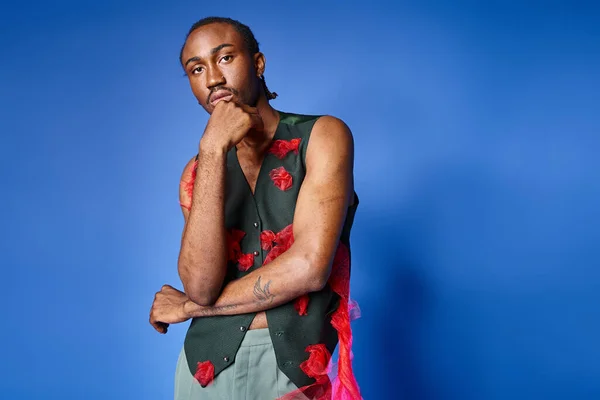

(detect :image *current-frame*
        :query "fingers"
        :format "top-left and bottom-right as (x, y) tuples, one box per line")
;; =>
(237, 104), (263, 131)
(215, 99), (260, 117)
(157, 321), (169, 334)
(151, 320), (169, 334)
(150, 310), (169, 334)
(212, 100), (263, 134)
(161, 284), (174, 293)
(238, 103), (259, 115)
(150, 287), (172, 334)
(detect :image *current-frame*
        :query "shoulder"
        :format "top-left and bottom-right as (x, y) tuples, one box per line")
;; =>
(307, 115), (354, 159)
(312, 115), (353, 138)
(301, 115), (355, 202)
(278, 111), (351, 135)
(179, 154), (198, 204)
(180, 154), (198, 182)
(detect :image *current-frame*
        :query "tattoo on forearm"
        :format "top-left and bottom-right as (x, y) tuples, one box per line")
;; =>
(203, 304), (238, 316)
(253, 276), (275, 303)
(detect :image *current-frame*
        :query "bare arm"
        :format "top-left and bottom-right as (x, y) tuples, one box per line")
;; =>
(182, 115), (355, 317)
(177, 101), (262, 306)
(177, 148), (228, 306)
(178, 156), (195, 234)
(150, 118), (353, 331)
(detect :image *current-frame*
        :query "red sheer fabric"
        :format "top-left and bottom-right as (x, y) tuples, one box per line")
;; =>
(237, 253), (254, 271)
(181, 153), (362, 398)
(269, 138), (302, 159)
(277, 242), (362, 400)
(179, 159), (198, 211)
(261, 224), (295, 265)
(294, 294), (310, 316)
(194, 360), (215, 387)
(269, 166), (293, 191)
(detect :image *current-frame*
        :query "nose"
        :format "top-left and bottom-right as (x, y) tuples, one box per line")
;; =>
(205, 65), (225, 90)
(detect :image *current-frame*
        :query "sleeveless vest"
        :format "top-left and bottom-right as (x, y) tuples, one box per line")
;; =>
(183, 110), (359, 391)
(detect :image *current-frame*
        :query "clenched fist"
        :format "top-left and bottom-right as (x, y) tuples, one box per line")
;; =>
(149, 284), (191, 334)
(199, 100), (263, 154)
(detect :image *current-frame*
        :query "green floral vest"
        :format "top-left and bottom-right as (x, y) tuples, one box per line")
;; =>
(183, 111), (359, 389)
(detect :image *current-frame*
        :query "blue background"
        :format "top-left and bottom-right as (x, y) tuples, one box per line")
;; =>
(1, 1), (599, 399)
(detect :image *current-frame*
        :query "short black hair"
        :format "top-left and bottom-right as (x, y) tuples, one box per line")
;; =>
(179, 16), (277, 100)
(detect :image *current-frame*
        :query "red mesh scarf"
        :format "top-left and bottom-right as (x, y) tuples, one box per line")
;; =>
(179, 158), (198, 211)
(278, 242), (362, 400)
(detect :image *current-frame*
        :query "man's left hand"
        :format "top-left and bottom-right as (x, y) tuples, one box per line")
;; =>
(149, 284), (191, 334)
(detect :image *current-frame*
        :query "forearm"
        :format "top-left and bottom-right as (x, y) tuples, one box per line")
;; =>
(183, 245), (323, 317)
(178, 147), (228, 305)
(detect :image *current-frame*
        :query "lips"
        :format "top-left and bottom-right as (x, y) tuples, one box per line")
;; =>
(210, 91), (233, 105)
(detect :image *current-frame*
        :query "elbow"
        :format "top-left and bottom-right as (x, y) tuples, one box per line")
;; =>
(187, 291), (218, 307)
(302, 256), (331, 293)
(179, 267), (221, 306)
(178, 256), (225, 306)
(293, 245), (333, 293)
(185, 280), (220, 306)
(308, 272), (329, 292)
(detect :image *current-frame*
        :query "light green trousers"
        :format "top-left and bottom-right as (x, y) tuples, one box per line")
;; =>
(174, 328), (303, 400)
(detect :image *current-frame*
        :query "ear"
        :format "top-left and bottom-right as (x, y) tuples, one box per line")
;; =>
(254, 52), (266, 77)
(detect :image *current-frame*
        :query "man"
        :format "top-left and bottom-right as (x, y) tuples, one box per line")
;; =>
(149, 17), (361, 400)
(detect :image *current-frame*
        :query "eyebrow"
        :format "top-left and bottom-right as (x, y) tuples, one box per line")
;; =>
(184, 43), (234, 67)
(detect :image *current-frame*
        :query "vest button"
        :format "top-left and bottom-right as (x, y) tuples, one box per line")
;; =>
(253, 251), (259, 256)
(253, 222), (259, 228)
(224, 356), (230, 362)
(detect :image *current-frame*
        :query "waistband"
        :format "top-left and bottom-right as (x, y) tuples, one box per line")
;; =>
(239, 328), (272, 347)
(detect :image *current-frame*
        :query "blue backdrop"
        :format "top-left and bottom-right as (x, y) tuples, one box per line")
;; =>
(1, 1), (599, 399)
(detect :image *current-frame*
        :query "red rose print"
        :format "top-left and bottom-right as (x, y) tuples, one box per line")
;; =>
(226, 229), (246, 262)
(262, 224), (295, 265)
(268, 138), (301, 159)
(260, 230), (277, 250)
(269, 167), (293, 191)
(276, 224), (294, 245)
(194, 360), (215, 386)
(237, 253), (254, 271)
(294, 294), (310, 316)
(300, 344), (331, 378)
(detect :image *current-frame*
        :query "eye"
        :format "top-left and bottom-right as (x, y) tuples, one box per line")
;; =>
(220, 55), (233, 63)
(191, 66), (204, 75)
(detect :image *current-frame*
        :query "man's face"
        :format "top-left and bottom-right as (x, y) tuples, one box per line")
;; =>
(180, 23), (262, 114)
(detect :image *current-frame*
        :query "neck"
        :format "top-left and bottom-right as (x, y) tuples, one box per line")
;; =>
(239, 94), (279, 150)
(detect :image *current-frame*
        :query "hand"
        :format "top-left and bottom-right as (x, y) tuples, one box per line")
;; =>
(200, 100), (263, 153)
(149, 284), (191, 334)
